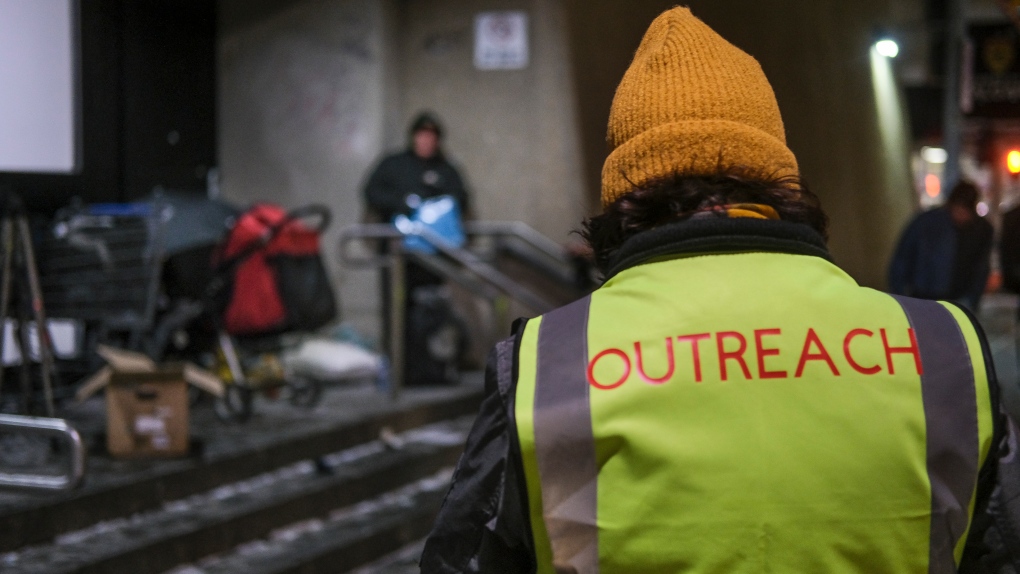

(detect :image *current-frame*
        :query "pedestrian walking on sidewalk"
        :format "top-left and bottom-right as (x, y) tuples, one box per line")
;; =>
(421, 6), (1018, 573)
(888, 181), (993, 312)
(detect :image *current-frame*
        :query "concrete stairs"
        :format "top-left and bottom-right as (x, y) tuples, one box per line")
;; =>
(0, 381), (483, 574)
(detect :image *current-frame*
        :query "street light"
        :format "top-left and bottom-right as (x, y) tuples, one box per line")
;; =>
(875, 38), (900, 58)
(1008, 149), (1020, 176)
(921, 146), (948, 164)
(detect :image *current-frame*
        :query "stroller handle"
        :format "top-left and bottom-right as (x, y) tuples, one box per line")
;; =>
(220, 204), (332, 267)
(208, 203), (332, 293)
(283, 204), (331, 234)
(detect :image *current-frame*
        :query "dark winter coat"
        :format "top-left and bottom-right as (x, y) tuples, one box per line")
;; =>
(363, 150), (469, 223)
(888, 207), (993, 310)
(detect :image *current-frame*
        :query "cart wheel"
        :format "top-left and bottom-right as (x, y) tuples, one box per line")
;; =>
(288, 377), (323, 409)
(214, 384), (254, 423)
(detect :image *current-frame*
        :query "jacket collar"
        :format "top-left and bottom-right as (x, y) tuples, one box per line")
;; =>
(605, 217), (832, 280)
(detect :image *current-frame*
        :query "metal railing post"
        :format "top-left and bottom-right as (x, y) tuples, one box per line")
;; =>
(388, 238), (406, 401)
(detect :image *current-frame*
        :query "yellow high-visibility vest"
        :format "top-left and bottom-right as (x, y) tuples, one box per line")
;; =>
(515, 251), (995, 573)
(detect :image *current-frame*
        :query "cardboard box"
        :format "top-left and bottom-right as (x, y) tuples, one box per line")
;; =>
(106, 366), (189, 458)
(76, 345), (225, 403)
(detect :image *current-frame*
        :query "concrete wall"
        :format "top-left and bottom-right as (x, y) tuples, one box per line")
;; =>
(395, 0), (587, 240)
(218, 0), (586, 342)
(564, 0), (919, 288)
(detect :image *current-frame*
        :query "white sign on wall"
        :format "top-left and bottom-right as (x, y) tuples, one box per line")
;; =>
(474, 12), (529, 71)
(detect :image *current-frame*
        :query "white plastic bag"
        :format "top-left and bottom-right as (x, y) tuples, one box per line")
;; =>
(283, 339), (381, 382)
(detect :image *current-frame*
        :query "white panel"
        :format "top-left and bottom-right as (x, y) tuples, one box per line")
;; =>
(0, 0), (78, 173)
(474, 12), (529, 71)
(2, 319), (82, 365)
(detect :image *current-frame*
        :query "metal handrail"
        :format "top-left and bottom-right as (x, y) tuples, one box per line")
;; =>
(0, 414), (86, 491)
(405, 251), (503, 302)
(337, 223), (403, 269)
(463, 220), (573, 265)
(492, 239), (579, 289)
(339, 221), (575, 270)
(413, 226), (556, 313)
(338, 223), (557, 312)
(339, 221), (584, 400)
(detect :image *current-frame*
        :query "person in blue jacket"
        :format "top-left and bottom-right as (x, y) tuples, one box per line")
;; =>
(888, 181), (993, 311)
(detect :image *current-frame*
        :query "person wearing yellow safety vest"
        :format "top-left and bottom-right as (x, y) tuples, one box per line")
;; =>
(420, 7), (1019, 573)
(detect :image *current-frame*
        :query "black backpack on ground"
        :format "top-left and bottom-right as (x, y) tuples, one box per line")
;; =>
(403, 286), (466, 386)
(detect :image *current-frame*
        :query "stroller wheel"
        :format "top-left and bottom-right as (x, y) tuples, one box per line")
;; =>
(287, 377), (323, 409)
(214, 384), (253, 423)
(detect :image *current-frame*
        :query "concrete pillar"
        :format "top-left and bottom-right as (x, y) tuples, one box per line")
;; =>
(218, 0), (395, 339)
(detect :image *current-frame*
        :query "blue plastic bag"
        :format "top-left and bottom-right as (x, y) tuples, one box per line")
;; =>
(393, 195), (465, 254)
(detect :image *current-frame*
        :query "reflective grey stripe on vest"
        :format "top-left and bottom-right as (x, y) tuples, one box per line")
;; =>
(534, 295), (598, 574)
(892, 295), (979, 573)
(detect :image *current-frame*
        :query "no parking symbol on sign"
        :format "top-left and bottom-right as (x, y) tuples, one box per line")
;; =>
(474, 12), (529, 70)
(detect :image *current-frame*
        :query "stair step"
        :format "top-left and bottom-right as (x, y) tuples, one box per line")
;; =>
(0, 382), (482, 552)
(349, 539), (425, 574)
(1, 419), (471, 574)
(165, 472), (451, 574)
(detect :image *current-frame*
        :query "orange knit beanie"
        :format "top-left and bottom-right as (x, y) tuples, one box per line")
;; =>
(601, 7), (799, 207)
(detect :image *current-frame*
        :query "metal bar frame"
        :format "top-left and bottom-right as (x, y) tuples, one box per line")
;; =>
(338, 222), (564, 312)
(388, 238), (406, 400)
(0, 414), (85, 491)
(339, 221), (590, 400)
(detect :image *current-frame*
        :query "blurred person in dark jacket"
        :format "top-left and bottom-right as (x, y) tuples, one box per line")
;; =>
(362, 113), (471, 383)
(364, 113), (470, 226)
(888, 181), (993, 311)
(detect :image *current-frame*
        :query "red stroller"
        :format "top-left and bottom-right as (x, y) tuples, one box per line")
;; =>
(159, 203), (336, 422)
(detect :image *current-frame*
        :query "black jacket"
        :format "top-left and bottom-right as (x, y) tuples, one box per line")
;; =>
(421, 217), (1019, 574)
(1001, 206), (1020, 296)
(363, 150), (469, 223)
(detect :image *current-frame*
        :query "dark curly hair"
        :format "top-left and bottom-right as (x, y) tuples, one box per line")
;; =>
(580, 171), (829, 275)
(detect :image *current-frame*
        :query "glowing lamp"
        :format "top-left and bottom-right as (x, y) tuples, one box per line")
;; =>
(1009, 150), (1020, 175)
(875, 39), (899, 58)
(921, 146), (947, 164)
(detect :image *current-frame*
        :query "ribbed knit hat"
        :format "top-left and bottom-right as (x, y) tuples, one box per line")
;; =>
(409, 112), (443, 138)
(601, 7), (799, 207)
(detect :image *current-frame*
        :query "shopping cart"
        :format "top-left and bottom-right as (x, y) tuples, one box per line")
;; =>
(35, 200), (169, 405)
